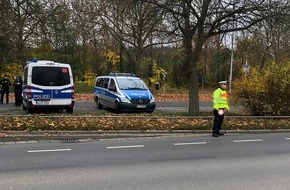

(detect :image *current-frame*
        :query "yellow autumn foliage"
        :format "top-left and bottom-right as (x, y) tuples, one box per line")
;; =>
(234, 62), (290, 116)
(0, 63), (23, 79)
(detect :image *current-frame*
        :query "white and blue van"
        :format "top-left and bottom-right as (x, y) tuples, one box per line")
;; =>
(22, 59), (74, 113)
(94, 73), (155, 113)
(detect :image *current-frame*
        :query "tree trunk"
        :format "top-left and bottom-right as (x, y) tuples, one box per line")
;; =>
(188, 61), (199, 115)
(183, 38), (200, 115)
(188, 37), (204, 115)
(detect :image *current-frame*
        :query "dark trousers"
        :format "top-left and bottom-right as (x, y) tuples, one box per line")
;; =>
(14, 88), (22, 106)
(1, 89), (9, 103)
(212, 109), (224, 134)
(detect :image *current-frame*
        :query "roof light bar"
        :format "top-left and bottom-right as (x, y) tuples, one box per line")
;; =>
(109, 73), (136, 77)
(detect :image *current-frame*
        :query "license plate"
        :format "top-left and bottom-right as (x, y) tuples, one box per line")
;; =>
(35, 100), (49, 105)
(136, 105), (146, 108)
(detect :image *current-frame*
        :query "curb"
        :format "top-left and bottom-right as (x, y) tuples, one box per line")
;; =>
(1, 129), (290, 144)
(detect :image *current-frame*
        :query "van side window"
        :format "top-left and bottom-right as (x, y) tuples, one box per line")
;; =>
(96, 78), (109, 89)
(96, 78), (103, 87)
(103, 78), (109, 88)
(109, 79), (116, 91)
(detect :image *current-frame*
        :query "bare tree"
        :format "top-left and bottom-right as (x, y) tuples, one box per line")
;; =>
(249, 1), (290, 65)
(146, 0), (290, 115)
(83, 0), (169, 77)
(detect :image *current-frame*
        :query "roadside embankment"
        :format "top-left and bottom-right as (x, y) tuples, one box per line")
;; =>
(0, 115), (289, 142)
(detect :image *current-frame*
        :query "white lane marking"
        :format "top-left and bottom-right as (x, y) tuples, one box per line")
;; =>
(233, 139), (263, 143)
(27, 149), (71, 153)
(107, 145), (144, 149)
(286, 138), (290, 140)
(174, 142), (207, 146)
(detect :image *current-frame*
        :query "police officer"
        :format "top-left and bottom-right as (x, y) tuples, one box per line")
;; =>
(13, 76), (23, 106)
(1, 75), (11, 104)
(212, 80), (230, 137)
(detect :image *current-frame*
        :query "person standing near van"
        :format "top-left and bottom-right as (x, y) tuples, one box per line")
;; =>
(1, 75), (11, 104)
(212, 80), (229, 137)
(13, 76), (23, 106)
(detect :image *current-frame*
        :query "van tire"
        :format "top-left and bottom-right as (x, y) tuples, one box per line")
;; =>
(114, 101), (120, 113)
(96, 98), (103, 109)
(27, 107), (33, 114)
(66, 108), (73, 114)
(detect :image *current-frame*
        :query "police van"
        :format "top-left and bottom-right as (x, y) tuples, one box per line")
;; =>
(94, 73), (155, 113)
(22, 59), (74, 113)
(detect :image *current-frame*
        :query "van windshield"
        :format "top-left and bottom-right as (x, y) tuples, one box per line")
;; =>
(32, 66), (70, 86)
(116, 78), (147, 90)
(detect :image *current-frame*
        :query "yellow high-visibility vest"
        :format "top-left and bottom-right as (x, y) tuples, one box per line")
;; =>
(213, 88), (229, 110)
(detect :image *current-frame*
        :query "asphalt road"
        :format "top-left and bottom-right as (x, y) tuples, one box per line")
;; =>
(1, 133), (290, 190)
(0, 100), (244, 115)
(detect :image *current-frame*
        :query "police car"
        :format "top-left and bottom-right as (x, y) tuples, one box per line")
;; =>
(94, 73), (155, 113)
(22, 59), (74, 113)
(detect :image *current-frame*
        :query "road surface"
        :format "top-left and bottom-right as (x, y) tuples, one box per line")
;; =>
(1, 133), (290, 190)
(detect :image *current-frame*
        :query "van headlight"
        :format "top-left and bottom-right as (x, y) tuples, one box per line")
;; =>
(150, 97), (155, 103)
(120, 97), (130, 103)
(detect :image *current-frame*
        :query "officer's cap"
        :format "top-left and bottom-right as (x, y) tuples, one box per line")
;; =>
(219, 80), (227, 85)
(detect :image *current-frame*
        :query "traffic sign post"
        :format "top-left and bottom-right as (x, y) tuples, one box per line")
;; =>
(243, 60), (249, 73)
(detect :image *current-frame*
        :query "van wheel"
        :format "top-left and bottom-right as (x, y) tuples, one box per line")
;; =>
(66, 108), (73, 114)
(114, 102), (120, 113)
(27, 107), (33, 114)
(96, 98), (103, 109)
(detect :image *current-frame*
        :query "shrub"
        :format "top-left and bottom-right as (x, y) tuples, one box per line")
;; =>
(74, 70), (95, 93)
(234, 62), (290, 116)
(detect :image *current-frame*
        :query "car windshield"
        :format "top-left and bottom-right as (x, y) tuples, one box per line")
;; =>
(116, 78), (147, 90)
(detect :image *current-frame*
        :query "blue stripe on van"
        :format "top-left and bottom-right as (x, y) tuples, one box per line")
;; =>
(121, 89), (151, 100)
(25, 86), (73, 99)
(94, 87), (119, 99)
(94, 87), (153, 102)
